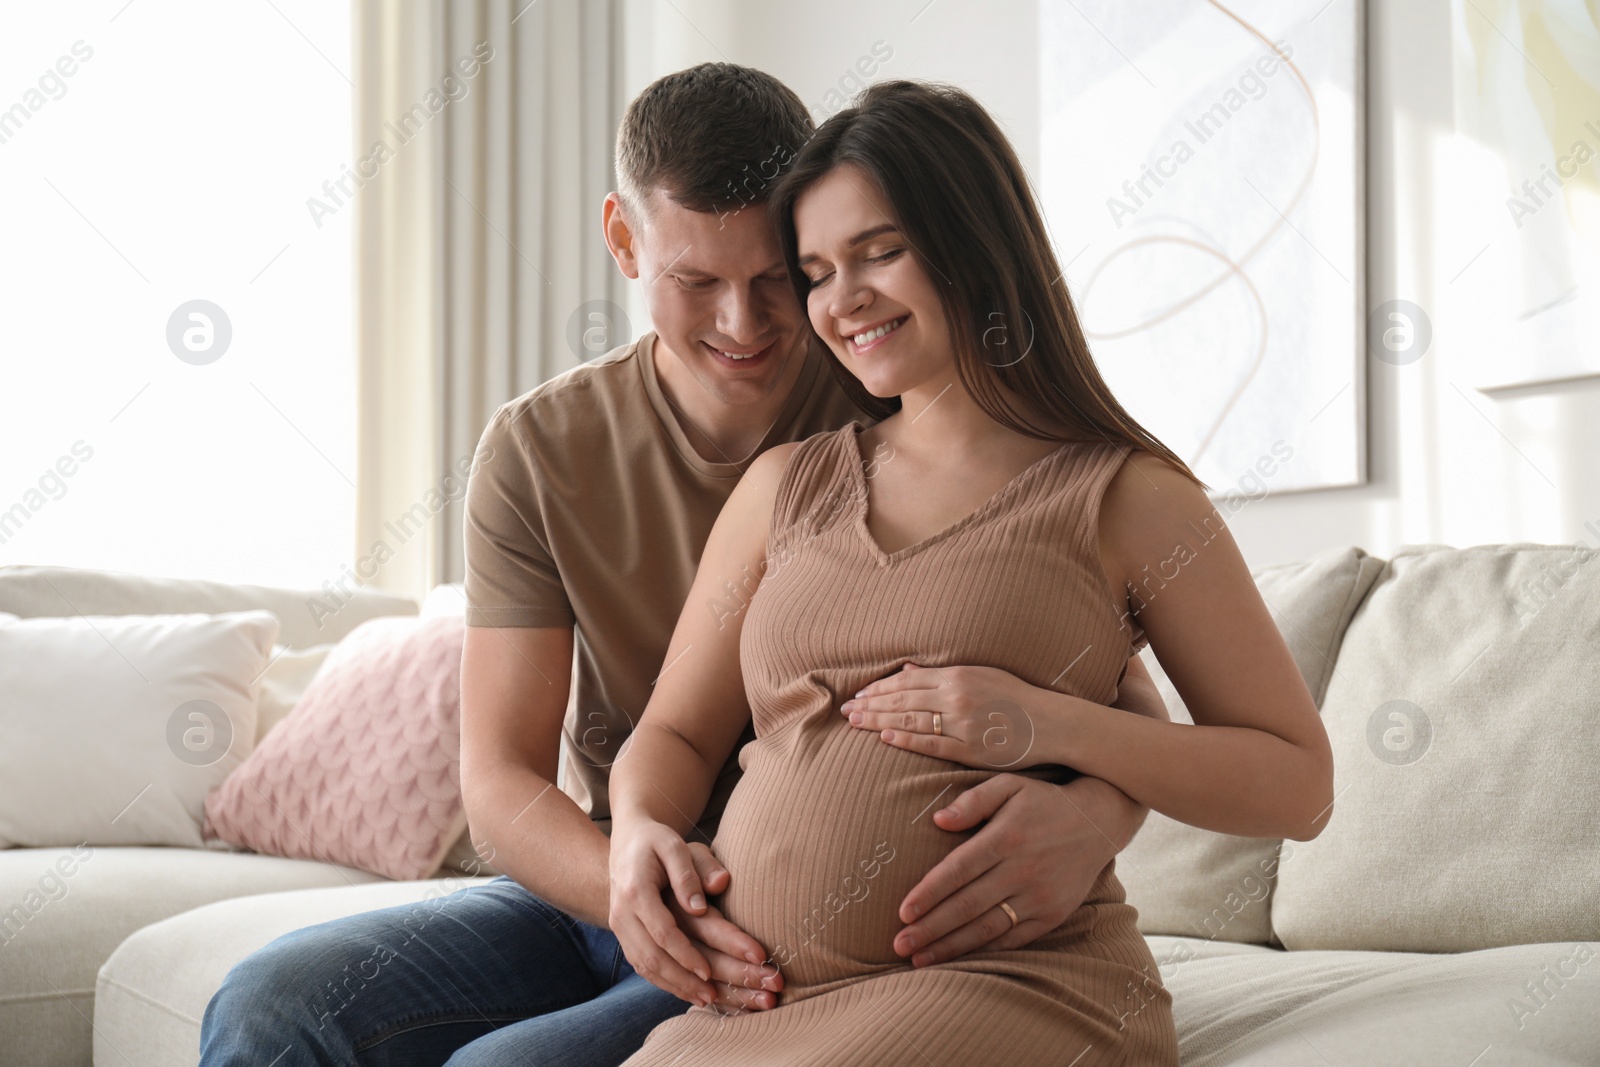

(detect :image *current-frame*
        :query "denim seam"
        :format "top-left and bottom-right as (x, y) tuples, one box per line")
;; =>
(608, 940), (627, 985)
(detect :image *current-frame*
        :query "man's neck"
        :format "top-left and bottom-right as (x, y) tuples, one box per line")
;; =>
(652, 339), (812, 465)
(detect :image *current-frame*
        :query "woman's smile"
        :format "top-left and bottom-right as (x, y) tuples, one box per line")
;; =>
(846, 314), (909, 354)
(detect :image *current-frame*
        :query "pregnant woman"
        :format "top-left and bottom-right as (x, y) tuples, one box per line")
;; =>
(608, 80), (1334, 1066)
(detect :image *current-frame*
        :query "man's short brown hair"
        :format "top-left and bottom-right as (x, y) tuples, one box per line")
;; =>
(615, 62), (812, 221)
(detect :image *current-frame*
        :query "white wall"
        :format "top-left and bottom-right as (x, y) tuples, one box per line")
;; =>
(621, 0), (1040, 170)
(622, 0), (1600, 567)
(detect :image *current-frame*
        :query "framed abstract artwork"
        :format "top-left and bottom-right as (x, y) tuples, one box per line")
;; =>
(1040, 0), (1366, 494)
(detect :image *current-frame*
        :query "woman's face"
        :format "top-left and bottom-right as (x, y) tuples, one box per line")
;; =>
(793, 164), (954, 400)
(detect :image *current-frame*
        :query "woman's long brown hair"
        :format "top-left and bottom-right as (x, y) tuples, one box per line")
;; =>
(770, 79), (1206, 490)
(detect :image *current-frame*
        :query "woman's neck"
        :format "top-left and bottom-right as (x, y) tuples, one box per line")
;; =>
(887, 369), (1060, 456)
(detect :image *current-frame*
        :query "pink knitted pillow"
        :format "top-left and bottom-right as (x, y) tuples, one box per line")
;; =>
(204, 614), (467, 880)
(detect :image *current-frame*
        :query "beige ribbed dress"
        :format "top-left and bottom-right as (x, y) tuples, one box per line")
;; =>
(623, 421), (1180, 1067)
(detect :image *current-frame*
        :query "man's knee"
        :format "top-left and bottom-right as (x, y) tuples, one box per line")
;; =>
(205, 930), (354, 1040)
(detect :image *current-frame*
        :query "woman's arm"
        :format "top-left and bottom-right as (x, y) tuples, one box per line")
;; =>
(1048, 450), (1335, 840)
(608, 441), (799, 1005)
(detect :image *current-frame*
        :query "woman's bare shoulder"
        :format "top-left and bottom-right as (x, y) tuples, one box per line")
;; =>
(748, 439), (805, 480)
(715, 440), (808, 542)
(1100, 448), (1219, 566)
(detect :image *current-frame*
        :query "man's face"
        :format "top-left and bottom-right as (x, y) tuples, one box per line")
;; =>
(610, 188), (808, 409)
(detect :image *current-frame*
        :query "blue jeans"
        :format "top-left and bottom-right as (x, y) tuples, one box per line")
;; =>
(198, 875), (690, 1066)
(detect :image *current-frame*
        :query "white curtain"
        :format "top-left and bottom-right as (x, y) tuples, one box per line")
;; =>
(352, 0), (625, 605)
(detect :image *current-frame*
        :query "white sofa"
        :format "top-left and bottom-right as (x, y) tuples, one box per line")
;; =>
(0, 565), (460, 1066)
(2, 544), (1596, 1066)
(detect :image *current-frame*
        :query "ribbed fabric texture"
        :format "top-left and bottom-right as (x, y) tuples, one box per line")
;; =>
(626, 423), (1179, 1066)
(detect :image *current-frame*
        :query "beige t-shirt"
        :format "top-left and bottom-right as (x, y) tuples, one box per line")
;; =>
(464, 331), (866, 837)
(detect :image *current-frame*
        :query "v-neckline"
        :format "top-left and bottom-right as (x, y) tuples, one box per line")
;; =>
(845, 421), (1071, 566)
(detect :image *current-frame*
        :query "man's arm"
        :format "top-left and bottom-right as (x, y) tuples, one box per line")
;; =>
(885, 652), (1169, 966)
(1114, 650), (1172, 724)
(1076, 650), (1171, 852)
(459, 407), (777, 1007)
(459, 623), (777, 1008)
(459, 624), (613, 924)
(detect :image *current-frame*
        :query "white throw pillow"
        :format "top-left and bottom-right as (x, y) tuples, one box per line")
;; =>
(421, 582), (466, 618)
(0, 610), (278, 848)
(254, 643), (336, 743)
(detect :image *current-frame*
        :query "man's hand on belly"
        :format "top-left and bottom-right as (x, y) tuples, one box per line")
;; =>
(671, 889), (785, 1011)
(890, 774), (1146, 967)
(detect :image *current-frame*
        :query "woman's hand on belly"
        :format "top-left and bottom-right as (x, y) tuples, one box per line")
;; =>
(610, 820), (782, 1010)
(840, 662), (1059, 770)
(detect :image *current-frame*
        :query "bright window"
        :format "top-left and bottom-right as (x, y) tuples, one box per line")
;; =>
(0, 0), (354, 589)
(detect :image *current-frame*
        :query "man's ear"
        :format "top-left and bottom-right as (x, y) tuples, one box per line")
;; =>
(602, 192), (641, 280)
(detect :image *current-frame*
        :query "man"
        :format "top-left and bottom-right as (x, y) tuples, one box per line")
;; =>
(200, 62), (1166, 1066)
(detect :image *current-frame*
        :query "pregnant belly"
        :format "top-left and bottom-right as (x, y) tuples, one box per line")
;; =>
(709, 715), (994, 998)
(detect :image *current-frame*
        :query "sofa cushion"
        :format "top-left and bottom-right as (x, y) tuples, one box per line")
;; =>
(421, 580), (467, 617)
(205, 615), (468, 881)
(1273, 543), (1600, 952)
(1147, 934), (1599, 1065)
(97, 876), (495, 1067)
(1121, 546), (1385, 944)
(0, 610), (281, 849)
(0, 564), (417, 649)
(0, 847), (382, 1067)
(99, 910), (1600, 1067)
(255, 643), (336, 743)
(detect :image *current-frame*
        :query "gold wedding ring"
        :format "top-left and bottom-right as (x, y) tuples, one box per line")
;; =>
(998, 901), (1019, 929)
(932, 711), (943, 736)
